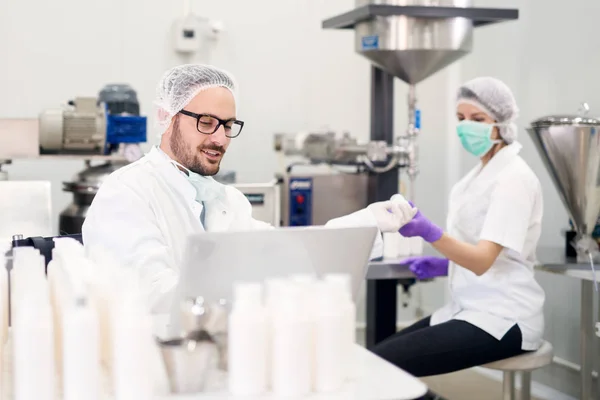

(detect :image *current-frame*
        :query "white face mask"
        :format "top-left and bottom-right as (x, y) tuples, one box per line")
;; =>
(169, 157), (225, 203)
(186, 171), (225, 203)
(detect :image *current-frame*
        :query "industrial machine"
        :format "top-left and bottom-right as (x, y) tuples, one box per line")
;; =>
(527, 105), (600, 262)
(39, 84), (147, 156)
(275, 0), (519, 348)
(233, 181), (281, 227)
(52, 84), (148, 234)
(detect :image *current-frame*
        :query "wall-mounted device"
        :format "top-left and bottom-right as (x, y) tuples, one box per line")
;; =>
(173, 0), (223, 54)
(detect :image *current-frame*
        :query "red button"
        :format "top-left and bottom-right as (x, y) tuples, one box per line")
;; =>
(296, 195), (305, 204)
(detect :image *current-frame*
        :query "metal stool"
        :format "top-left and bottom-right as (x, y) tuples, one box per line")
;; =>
(482, 341), (553, 400)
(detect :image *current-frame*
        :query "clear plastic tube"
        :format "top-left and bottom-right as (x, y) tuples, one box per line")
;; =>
(587, 252), (598, 292)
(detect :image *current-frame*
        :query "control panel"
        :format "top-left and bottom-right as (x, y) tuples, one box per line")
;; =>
(288, 177), (313, 226)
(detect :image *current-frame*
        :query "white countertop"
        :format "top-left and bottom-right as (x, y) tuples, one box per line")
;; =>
(1, 336), (427, 400)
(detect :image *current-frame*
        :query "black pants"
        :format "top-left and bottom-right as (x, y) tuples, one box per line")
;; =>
(371, 316), (528, 377)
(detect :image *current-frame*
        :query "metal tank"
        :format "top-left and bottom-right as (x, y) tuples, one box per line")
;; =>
(59, 161), (127, 235)
(353, 0), (474, 85)
(527, 106), (600, 260)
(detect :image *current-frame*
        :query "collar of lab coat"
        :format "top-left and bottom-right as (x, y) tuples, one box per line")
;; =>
(145, 147), (234, 229)
(475, 140), (522, 189)
(459, 141), (522, 195)
(147, 146), (198, 205)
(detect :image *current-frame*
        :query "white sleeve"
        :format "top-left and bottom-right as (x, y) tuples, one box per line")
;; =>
(479, 176), (534, 254)
(325, 208), (383, 260)
(82, 179), (178, 314)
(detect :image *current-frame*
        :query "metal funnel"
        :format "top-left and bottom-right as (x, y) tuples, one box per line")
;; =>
(354, 0), (473, 84)
(323, 1), (519, 84)
(527, 110), (600, 239)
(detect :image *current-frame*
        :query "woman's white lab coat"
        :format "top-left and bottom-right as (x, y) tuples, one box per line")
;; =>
(82, 147), (384, 313)
(430, 142), (545, 350)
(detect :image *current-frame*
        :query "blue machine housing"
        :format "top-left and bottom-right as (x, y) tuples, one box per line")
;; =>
(106, 113), (147, 144)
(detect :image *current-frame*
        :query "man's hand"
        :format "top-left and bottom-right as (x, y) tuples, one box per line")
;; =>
(367, 199), (417, 233)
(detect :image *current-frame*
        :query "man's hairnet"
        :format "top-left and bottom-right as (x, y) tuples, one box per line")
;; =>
(154, 64), (238, 135)
(456, 77), (519, 144)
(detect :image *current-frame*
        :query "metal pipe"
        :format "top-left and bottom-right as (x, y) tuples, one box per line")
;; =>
(581, 280), (594, 400)
(503, 371), (515, 400)
(520, 371), (531, 400)
(407, 84), (418, 202)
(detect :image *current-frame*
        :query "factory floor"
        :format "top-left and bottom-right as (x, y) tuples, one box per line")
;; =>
(356, 330), (543, 400)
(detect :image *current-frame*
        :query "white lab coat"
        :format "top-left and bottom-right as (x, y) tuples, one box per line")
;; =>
(82, 146), (384, 313)
(430, 142), (545, 351)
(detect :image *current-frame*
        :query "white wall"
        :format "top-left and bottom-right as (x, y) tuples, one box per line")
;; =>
(1, 0), (596, 397)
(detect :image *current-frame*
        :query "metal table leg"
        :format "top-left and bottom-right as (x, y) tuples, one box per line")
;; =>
(580, 280), (593, 400)
(366, 279), (397, 349)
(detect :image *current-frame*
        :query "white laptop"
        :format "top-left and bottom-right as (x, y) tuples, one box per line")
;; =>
(168, 226), (377, 334)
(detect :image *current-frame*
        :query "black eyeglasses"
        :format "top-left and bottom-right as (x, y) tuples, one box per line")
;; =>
(178, 110), (244, 138)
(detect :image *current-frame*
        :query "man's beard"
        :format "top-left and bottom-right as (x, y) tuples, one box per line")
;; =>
(170, 117), (225, 176)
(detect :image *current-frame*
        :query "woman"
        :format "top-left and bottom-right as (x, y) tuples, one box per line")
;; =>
(372, 77), (545, 377)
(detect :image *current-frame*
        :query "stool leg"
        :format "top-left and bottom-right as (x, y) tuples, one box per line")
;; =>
(520, 371), (531, 400)
(503, 371), (516, 400)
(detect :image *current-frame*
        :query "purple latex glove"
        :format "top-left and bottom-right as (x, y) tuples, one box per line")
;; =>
(402, 256), (449, 279)
(398, 200), (444, 243)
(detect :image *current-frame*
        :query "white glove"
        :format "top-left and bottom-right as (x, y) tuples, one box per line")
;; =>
(367, 198), (418, 233)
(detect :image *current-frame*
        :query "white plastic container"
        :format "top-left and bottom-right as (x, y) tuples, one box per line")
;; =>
(63, 294), (100, 400)
(112, 294), (154, 400)
(264, 278), (287, 389)
(13, 279), (55, 400)
(323, 274), (356, 380)
(313, 281), (346, 392)
(271, 282), (312, 397)
(228, 282), (268, 395)
(409, 237), (424, 255)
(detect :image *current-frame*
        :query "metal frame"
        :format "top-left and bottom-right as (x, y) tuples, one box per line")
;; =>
(365, 66), (405, 349)
(322, 5), (519, 30)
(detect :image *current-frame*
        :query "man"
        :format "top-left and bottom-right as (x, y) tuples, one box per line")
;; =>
(82, 64), (415, 313)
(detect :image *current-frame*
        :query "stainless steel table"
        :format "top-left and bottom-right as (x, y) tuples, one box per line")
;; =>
(534, 247), (599, 400)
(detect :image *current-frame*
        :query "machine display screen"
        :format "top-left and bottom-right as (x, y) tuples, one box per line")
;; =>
(244, 193), (265, 205)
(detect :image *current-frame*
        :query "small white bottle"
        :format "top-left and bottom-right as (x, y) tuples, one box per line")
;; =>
(271, 282), (312, 397)
(13, 278), (55, 400)
(63, 293), (100, 400)
(324, 274), (356, 380)
(112, 293), (154, 400)
(313, 281), (346, 393)
(264, 278), (287, 389)
(228, 282), (268, 395)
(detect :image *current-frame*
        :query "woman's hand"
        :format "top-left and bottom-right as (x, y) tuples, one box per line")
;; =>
(391, 195), (444, 243)
(367, 198), (417, 233)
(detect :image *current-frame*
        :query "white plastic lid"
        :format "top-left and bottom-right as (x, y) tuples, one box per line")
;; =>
(233, 282), (263, 308)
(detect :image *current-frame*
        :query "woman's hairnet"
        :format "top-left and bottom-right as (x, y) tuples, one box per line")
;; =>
(456, 77), (519, 144)
(154, 64), (238, 135)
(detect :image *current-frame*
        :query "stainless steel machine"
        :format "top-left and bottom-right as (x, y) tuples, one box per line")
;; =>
(528, 105), (600, 262)
(276, 0), (519, 348)
(233, 181), (281, 227)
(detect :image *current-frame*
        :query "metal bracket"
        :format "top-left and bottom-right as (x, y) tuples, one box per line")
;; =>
(322, 5), (519, 30)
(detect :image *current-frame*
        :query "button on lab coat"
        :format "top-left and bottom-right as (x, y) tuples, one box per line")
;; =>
(82, 147), (384, 313)
(430, 142), (545, 350)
